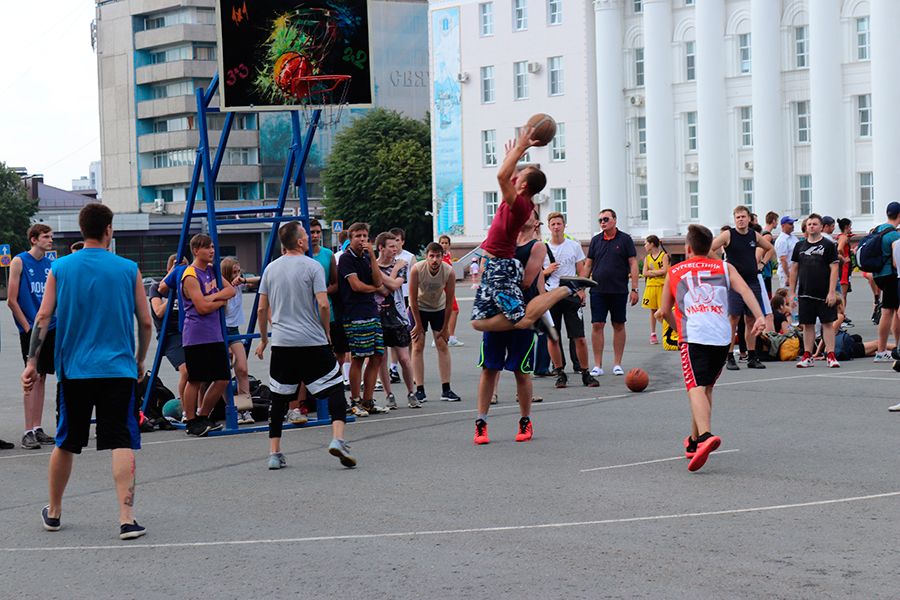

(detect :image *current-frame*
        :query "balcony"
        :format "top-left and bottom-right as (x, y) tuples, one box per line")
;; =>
(140, 164), (260, 187)
(138, 129), (258, 153)
(161, 197), (278, 216)
(134, 23), (217, 50)
(131, 0), (215, 18)
(137, 94), (218, 119)
(136, 60), (217, 85)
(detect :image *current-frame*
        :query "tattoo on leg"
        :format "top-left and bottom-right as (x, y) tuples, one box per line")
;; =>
(124, 455), (136, 507)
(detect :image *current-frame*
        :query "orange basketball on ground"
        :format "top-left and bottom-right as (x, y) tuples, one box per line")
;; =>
(625, 368), (649, 392)
(526, 113), (557, 146)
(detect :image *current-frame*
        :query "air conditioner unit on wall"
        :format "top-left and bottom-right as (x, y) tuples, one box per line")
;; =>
(630, 95), (644, 106)
(527, 61), (542, 74)
(687, 162), (699, 174)
(152, 198), (166, 214)
(637, 166), (647, 178)
(744, 160), (754, 171)
(457, 72), (469, 83)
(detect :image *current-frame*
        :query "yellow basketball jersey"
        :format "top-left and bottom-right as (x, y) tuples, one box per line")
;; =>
(646, 251), (667, 287)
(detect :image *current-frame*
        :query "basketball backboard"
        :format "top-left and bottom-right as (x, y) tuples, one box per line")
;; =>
(216, 0), (373, 112)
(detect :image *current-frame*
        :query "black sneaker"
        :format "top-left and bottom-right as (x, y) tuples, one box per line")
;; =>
(140, 418), (156, 433)
(559, 276), (597, 292)
(154, 417), (176, 431)
(204, 416), (224, 433)
(747, 357), (766, 369)
(415, 389), (428, 403)
(33, 428), (55, 445)
(119, 521), (147, 540)
(581, 371), (600, 388)
(0, 439), (14, 450)
(41, 505), (60, 531)
(21, 431), (41, 449)
(389, 368), (401, 384)
(725, 354), (740, 371)
(186, 418), (212, 437)
(441, 389), (461, 402)
(555, 369), (568, 388)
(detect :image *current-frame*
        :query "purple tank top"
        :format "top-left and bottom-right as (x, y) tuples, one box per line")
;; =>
(180, 264), (224, 346)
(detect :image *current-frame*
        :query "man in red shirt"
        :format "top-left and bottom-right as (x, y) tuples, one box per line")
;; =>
(471, 129), (595, 336)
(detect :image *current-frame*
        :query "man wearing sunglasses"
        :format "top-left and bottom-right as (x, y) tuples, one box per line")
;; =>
(581, 209), (639, 377)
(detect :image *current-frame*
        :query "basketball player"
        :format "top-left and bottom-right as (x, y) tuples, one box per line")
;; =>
(656, 225), (766, 472)
(471, 128), (595, 336)
(24, 203), (152, 539)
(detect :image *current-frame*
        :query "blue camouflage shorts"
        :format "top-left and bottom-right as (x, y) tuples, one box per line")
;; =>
(471, 257), (527, 324)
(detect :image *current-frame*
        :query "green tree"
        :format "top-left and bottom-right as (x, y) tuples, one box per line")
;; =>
(0, 162), (39, 255)
(322, 108), (432, 251)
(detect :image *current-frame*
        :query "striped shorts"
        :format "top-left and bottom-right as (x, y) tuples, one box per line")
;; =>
(344, 317), (385, 358)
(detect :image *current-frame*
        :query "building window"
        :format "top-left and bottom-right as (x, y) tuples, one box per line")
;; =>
(548, 56), (564, 96)
(860, 172), (875, 215)
(738, 33), (751, 74)
(222, 147), (256, 166)
(685, 0), (694, 5)
(481, 130), (497, 166)
(637, 116), (646, 155)
(514, 61), (528, 100)
(193, 45), (216, 61)
(551, 122), (566, 161)
(150, 80), (194, 99)
(480, 66), (495, 103)
(551, 188), (568, 218)
(635, 47), (645, 87)
(799, 175), (812, 215)
(686, 111), (698, 151)
(514, 127), (532, 163)
(858, 94), (872, 138)
(740, 106), (753, 147)
(633, 0), (642, 14)
(479, 3), (494, 36)
(548, 0), (561, 25)
(795, 26), (808, 69)
(484, 191), (499, 227)
(639, 183), (648, 222)
(152, 149), (195, 169)
(741, 178), (753, 210)
(685, 41), (696, 81)
(688, 180), (699, 220)
(149, 45), (192, 64)
(796, 100), (811, 143)
(857, 16), (870, 60)
(514, 0), (528, 31)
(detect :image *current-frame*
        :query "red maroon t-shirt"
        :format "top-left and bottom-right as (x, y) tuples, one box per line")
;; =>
(480, 194), (534, 259)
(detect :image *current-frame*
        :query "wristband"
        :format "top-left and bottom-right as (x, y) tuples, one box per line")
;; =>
(631, 288), (638, 293)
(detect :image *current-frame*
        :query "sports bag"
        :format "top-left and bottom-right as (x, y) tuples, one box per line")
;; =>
(856, 226), (894, 273)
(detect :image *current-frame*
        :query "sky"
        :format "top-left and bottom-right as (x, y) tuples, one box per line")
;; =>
(0, 1), (100, 190)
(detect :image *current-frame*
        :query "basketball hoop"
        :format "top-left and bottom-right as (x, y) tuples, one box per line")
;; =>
(293, 74), (351, 128)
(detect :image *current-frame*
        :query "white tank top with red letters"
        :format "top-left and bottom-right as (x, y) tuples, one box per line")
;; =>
(668, 257), (732, 346)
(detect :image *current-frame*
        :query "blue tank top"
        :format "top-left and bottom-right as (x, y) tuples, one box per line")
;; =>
(312, 247), (334, 322)
(14, 251), (56, 332)
(52, 248), (138, 380)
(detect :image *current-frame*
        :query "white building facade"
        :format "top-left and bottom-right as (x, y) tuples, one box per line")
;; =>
(432, 0), (896, 246)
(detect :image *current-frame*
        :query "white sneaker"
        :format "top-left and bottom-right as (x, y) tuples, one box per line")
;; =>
(612, 365), (624, 376)
(589, 366), (604, 377)
(287, 408), (308, 425)
(374, 380), (384, 392)
(448, 337), (465, 347)
(873, 351), (893, 363)
(888, 401), (900, 412)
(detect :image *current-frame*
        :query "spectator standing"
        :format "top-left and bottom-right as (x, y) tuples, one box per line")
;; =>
(760, 211), (779, 297)
(438, 235), (464, 347)
(837, 219), (854, 305)
(148, 255), (188, 404)
(775, 216), (799, 289)
(389, 227), (417, 382)
(871, 202), (900, 361)
(220, 257), (258, 424)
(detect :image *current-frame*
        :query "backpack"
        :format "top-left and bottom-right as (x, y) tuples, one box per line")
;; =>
(136, 371), (176, 418)
(856, 226), (894, 273)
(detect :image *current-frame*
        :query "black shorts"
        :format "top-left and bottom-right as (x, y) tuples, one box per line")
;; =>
(679, 343), (729, 391)
(798, 297), (838, 325)
(590, 292), (627, 324)
(161, 332), (186, 370)
(20, 329), (56, 375)
(413, 309), (446, 332)
(549, 295), (585, 339)
(269, 345), (343, 397)
(727, 279), (771, 317)
(329, 320), (349, 354)
(875, 275), (899, 309)
(184, 342), (230, 382)
(56, 378), (140, 454)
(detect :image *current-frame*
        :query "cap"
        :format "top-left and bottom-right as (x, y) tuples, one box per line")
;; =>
(822, 216), (835, 225)
(780, 216), (796, 225)
(888, 201), (900, 217)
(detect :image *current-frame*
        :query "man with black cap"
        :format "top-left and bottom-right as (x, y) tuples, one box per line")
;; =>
(872, 202), (900, 361)
(775, 216), (799, 289)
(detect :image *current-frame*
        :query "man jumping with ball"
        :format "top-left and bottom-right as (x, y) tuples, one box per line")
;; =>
(470, 125), (596, 340)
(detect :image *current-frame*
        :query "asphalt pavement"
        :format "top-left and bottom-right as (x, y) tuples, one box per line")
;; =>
(0, 284), (898, 599)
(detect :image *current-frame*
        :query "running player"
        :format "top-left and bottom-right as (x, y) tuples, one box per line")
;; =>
(471, 128), (595, 336)
(656, 224), (765, 472)
(641, 235), (669, 345)
(24, 203), (152, 539)
(255, 222), (355, 470)
(7, 224), (56, 449)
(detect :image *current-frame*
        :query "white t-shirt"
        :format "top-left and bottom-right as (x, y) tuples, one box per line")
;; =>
(774, 232), (799, 265)
(396, 249), (416, 298)
(225, 284), (245, 327)
(545, 238), (585, 290)
(469, 260), (479, 276)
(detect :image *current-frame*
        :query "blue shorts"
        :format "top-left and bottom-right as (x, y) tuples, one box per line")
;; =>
(471, 258), (526, 324)
(478, 330), (536, 374)
(590, 292), (628, 324)
(344, 317), (385, 358)
(727, 279), (770, 317)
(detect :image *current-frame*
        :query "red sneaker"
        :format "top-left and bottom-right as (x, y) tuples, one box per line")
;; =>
(688, 434), (721, 472)
(515, 417), (533, 442)
(826, 351), (840, 368)
(683, 435), (697, 459)
(473, 419), (490, 445)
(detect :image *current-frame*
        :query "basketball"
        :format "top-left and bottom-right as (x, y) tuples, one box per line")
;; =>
(625, 368), (649, 392)
(162, 399), (183, 421)
(526, 113), (557, 146)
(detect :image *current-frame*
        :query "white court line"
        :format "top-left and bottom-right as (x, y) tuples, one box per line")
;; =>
(580, 449), (740, 472)
(816, 374), (899, 382)
(3, 489), (897, 553)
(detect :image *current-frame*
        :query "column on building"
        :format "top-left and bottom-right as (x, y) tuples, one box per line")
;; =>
(593, 0), (628, 223)
(695, 0), (731, 229)
(643, 0), (678, 235)
(750, 0), (785, 219)
(808, 0), (845, 218)
(871, 0), (900, 206)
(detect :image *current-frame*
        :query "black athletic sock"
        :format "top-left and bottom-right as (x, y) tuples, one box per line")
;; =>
(442, 382), (451, 393)
(519, 416), (530, 423)
(416, 385), (425, 395)
(748, 349), (757, 360)
(696, 432), (714, 443)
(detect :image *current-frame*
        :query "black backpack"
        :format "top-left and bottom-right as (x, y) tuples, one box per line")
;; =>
(137, 371), (176, 418)
(856, 226), (894, 273)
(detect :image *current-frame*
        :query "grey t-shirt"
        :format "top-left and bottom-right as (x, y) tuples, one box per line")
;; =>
(258, 254), (328, 347)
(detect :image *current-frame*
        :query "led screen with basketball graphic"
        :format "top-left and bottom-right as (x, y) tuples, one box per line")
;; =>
(216, 0), (373, 111)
